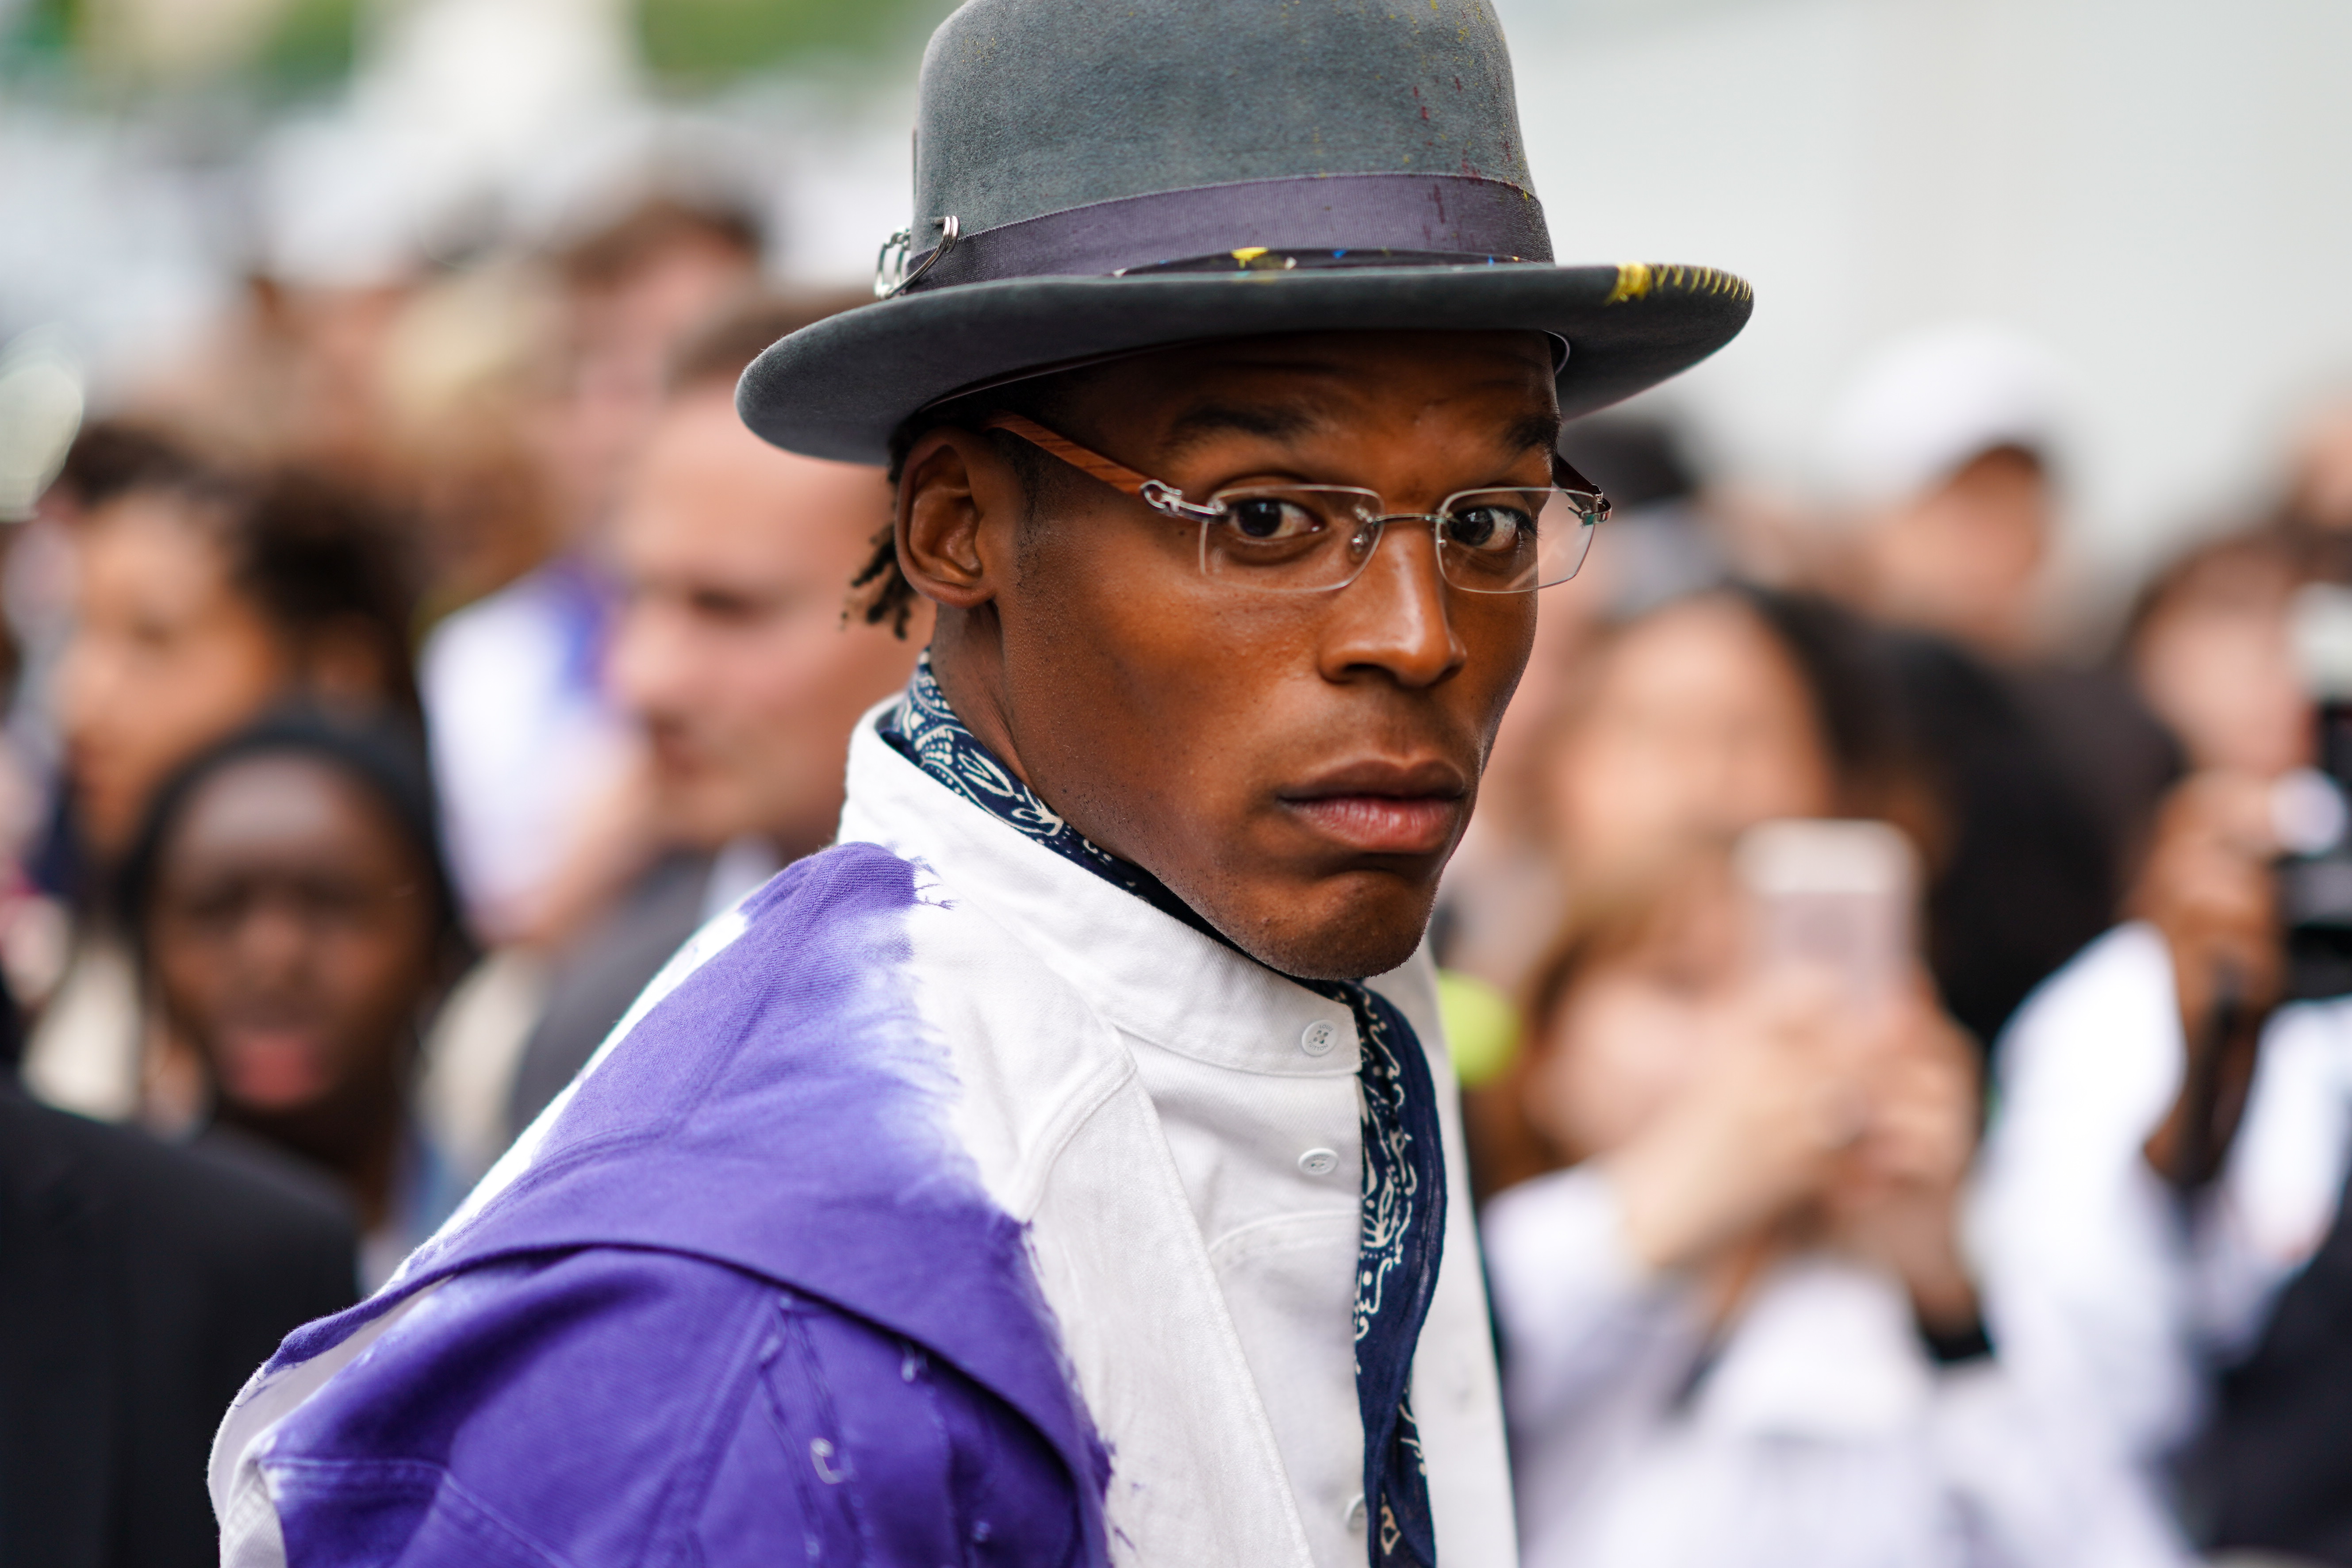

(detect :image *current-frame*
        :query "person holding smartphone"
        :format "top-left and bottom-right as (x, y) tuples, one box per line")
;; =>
(1973, 542), (2352, 1563)
(1477, 830), (2187, 1568)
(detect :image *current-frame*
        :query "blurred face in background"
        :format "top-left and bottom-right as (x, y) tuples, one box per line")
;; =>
(2131, 545), (2311, 778)
(1542, 596), (1834, 879)
(59, 491), (285, 859)
(556, 232), (759, 535)
(2289, 400), (2352, 534)
(607, 386), (927, 855)
(1521, 856), (1744, 1162)
(1853, 445), (2051, 659)
(148, 755), (441, 1165)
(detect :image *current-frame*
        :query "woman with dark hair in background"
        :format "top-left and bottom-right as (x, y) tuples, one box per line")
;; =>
(1472, 585), (2187, 1565)
(122, 713), (472, 1287)
(1511, 579), (2126, 1065)
(25, 433), (422, 1123)
(1477, 834), (2185, 1568)
(1526, 585), (1930, 916)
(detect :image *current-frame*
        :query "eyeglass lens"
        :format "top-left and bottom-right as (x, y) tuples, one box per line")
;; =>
(1196, 485), (1600, 594)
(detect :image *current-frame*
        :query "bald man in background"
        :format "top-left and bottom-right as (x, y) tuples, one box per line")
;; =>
(505, 295), (928, 1135)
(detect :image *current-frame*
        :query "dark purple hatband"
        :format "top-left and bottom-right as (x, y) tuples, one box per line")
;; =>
(904, 171), (1553, 290)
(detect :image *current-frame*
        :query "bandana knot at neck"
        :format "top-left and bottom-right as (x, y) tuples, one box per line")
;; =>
(879, 656), (1447, 1568)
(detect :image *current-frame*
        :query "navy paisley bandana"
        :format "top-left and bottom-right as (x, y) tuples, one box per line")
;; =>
(879, 656), (1446, 1568)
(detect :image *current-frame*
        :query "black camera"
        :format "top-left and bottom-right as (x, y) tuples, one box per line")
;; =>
(2280, 704), (2352, 1000)
(2281, 589), (2352, 1000)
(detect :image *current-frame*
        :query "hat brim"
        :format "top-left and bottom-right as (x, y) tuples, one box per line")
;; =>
(737, 261), (1752, 464)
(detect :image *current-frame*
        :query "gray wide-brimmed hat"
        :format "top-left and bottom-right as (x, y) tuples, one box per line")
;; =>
(739, 0), (1753, 465)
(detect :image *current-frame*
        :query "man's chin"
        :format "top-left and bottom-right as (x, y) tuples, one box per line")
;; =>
(662, 789), (756, 853)
(1212, 876), (1439, 983)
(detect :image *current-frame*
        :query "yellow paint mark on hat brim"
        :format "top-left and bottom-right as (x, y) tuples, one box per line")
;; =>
(1606, 262), (1754, 305)
(1605, 262), (1653, 303)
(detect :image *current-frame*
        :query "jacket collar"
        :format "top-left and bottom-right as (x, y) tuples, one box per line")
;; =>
(842, 701), (1364, 1080)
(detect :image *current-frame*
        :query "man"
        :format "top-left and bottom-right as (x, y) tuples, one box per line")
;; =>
(504, 293), (928, 1135)
(1976, 663), (2352, 1563)
(211, 2), (1749, 1563)
(420, 195), (763, 942)
(1823, 325), (2067, 666)
(1822, 325), (2178, 1047)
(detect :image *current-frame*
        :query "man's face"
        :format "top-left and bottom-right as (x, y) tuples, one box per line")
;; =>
(903, 332), (1557, 980)
(609, 388), (924, 853)
(59, 493), (288, 859)
(1860, 445), (2051, 658)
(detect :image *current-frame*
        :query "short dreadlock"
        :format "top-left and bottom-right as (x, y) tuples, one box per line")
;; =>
(850, 373), (1090, 639)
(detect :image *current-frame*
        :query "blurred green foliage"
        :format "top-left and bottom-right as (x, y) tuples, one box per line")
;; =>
(3, 0), (948, 94)
(4, 0), (355, 91)
(256, 0), (357, 86)
(637, 0), (952, 84)
(7, 0), (80, 65)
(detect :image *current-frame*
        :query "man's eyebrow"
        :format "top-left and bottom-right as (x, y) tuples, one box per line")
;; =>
(1507, 410), (1563, 456)
(1159, 402), (1325, 457)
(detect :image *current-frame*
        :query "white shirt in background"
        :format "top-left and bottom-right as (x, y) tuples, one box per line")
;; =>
(1485, 1163), (2189, 1568)
(1973, 922), (2352, 1468)
(419, 559), (631, 938)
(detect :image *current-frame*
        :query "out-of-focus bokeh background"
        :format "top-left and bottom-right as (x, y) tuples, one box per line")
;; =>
(9, 0), (2351, 575)
(9, 4), (2352, 1566)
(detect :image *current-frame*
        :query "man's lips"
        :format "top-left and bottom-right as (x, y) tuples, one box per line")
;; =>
(1278, 759), (1468, 856)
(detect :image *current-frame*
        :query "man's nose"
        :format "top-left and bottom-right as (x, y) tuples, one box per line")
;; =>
(607, 604), (693, 716)
(1315, 521), (1466, 689)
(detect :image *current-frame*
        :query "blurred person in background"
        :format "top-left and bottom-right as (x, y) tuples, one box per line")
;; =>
(503, 290), (923, 1137)
(0, 1090), (356, 1568)
(545, 197), (766, 536)
(1502, 587), (1995, 1033)
(29, 444), (422, 1124)
(420, 195), (763, 944)
(1555, 417), (1730, 623)
(2276, 396), (2352, 589)
(1534, 587), (1923, 891)
(2126, 532), (2310, 780)
(121, 714), (473, 1289)
(129, 269), (419, 486)
(1974, 520), (2352, 1565)
(1439, 417), (1727, 1013)
(1823, 326), (2064, 665)
(376, 262), (572, 621)
(0, 425), (208, 1077)
(1475, 840), (2187, 1568)
(1822, 325), (2176, 1048)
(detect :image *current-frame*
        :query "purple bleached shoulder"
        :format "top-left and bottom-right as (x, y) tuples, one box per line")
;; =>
(233, 842), (1108, 1566)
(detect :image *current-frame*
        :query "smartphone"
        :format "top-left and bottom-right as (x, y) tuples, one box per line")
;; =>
(1733, 819), (1918, 1001)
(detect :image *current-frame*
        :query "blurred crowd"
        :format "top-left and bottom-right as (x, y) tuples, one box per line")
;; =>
(8, 180), (2352, 1568)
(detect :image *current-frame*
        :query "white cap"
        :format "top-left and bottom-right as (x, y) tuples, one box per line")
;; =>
(1823, 322), (2069, 508)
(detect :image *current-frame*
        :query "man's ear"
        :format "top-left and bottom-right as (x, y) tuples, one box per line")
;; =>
(897, 427), (1025, 610)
